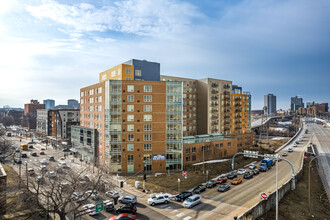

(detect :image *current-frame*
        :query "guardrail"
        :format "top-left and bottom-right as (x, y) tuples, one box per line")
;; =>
(238, 119), (304, 219)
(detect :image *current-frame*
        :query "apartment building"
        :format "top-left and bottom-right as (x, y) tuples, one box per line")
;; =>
(73, 59), (253, 174)
(160, 76), (197, 136)
(36, 109), (80, 143)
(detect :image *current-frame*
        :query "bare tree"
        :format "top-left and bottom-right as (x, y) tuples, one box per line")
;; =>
(27, 167), (104, 220)
(0, 130), (15, 162)
(0, 115), (14, 127)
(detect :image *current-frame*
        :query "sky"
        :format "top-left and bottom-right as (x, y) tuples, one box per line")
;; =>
(0, 0), (329, 110)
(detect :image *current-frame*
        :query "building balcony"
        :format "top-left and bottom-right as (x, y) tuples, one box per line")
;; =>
(211, 109), (218, 113)
(235, 98), (242, 101)
(235, 115), (242, 118)
(235, 103), (241, 107)
(224, 115), (230, 119)
(224, 91), (230, 95)
(211, 102), (219, 107)
(235, 120), (242, 124)
(211, 89), (219, 94)
(211, 95), (219, 100)
(225, 97), (230, 101)
(211, 121), (219, 125)
(235, 126), (242, 130)
(211, 82), (219, 87)
(224, 84), (230, 89)
(224, 120), (230, 125)
(235, 109), (242, 112)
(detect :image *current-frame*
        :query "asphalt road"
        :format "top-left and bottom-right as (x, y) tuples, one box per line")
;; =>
(308, 122), (330, 198)
(6, 120), (311, 220)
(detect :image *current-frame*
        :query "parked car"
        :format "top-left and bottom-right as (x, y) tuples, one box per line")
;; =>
(216, 176), (228, 184)
(106, 190), (120, 199)
(58, 161), (68, 168)
(218, 184), (230, 192)
(293, 143), (297, 147)
(82, 204), (97, 216)
(227, 172), (237, 179)
(109, 214), (136, 220)
(183, 195), (202, 208)
(118, 195), (137, 204)
(28, 168), (35, 176)
(21, 153), (27, 158)
(73, 192), (85, 203)
(147, 194), (170, 206)
(40, 159), (47, 164)
(39, 151), (45, 155)
(85, 190), (99, 200)
(36, 175), (44, 183)
(288, 148), (293, 153)
(30, 152), (37, 157)
(41, 147), (46, 151)
(282, 152), (288, 157)
(40, 165), (47, 172)
(252, 169), (260, 175)
(48, 171), (56, 178)
(104, 200), (115, 212)
(175, 191), (193, 202)
(14, 158), (22, 164)
(231, 177), (243, 185)
(48, 156), (55, 161)
(29, 145), (34, 149)
(248, 164), (257, 170)
(237, 169), (246, 175)
(115, 204), (137, 214)
(206, 180), (217, 188)
(243, 172), (253, 179)
(193, 184), (206, 194)
(259, 166), (268, 172)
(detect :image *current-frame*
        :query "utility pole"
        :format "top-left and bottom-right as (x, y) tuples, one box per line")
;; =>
(26, 163), (28, 189)
(19, 151), (22, 188)
(203, 146), (205, 174)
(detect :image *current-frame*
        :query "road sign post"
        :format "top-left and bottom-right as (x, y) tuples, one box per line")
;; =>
(261, 192), (268, 200)
(95, 201), (104, 213)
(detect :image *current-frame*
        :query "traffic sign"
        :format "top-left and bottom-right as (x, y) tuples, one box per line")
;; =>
(182, 171), (187, 177)
(95, 201), (104, 213)
(261, 192), (268, 200)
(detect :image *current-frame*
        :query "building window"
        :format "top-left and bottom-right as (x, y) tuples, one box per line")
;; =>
(127, 85), (134, 92)
(144, 85), (152, 92)
(186, 148), (190, 154)
(186, 156), (190, 162)
(127, 144), (134, 151)
(128, 134), (134, 141)
(228, 142), (231, 147)
(144, 105), (152, 112)
(144, 115), (152, 121)
(127, 115), (134, 121)
(135, 70), (142, 76)
(127, 105), (134, 112)
(127, 95), (134, 102)
(143, 124), (152, 131)
(192, 155), (196, 161)
(216, 144), (219, 149)
(126, 78), (131, 80)
(127, 124), (134, 131)
(144, 144), (152, 150)
(128, 154), (134, 164)
(144, 95), (152, 102)
(126, 68), (132, 75)
(192, 147), (196, 152)
(144, 134), (152, 141)
(207, 145), (210, 151)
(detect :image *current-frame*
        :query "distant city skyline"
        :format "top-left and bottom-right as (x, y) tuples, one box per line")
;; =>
(0, 0), (329, 109)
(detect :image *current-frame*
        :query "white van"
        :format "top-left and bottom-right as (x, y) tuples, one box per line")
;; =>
(59, 161), (67, 168)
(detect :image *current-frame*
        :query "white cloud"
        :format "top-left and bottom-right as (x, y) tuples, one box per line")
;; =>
(26, 0), (203, 38)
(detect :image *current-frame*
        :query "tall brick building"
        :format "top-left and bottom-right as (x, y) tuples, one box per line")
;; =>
(72, 59), (254, 174)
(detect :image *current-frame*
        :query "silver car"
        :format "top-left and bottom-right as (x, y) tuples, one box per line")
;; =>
(183, 195), (201, 208)
(118, 195), (137, 204)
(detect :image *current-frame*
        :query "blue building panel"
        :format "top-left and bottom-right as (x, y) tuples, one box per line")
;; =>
(124, 59), (160, 81)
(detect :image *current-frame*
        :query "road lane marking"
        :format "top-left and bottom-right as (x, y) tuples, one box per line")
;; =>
(176, 213), (185, 217)
(183, 217), (192, 220)
(170, 210), (178, 214)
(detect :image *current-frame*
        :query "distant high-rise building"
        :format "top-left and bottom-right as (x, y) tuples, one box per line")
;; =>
(43, 99), (55, 110)
(264, 94), (277, 115)
(291, 96), (304, 112)
(68, 99), (80, 109)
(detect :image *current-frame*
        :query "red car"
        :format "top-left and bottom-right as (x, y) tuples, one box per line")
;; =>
(109, 214), (136, 220)
(217, 176), (228, 184)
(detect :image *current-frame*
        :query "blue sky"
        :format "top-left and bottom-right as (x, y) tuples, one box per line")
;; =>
(0, 0), (329, 110)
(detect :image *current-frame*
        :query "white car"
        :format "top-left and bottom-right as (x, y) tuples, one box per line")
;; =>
(293, 143), (297, 147)
(82, 204), (97, 216)
(183, 195), (201, 208)
(73, 192), (85, 202)
(237, 169), (246, 175)
(147, 194), (170, 206)
(106, 190), (120, 199)
(248, 164), (256, 170)
(40, 165), (47, 172)
(48, 171), (56, 178)
(288, 148), (293, 153)
(40, 159), (47, 164)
